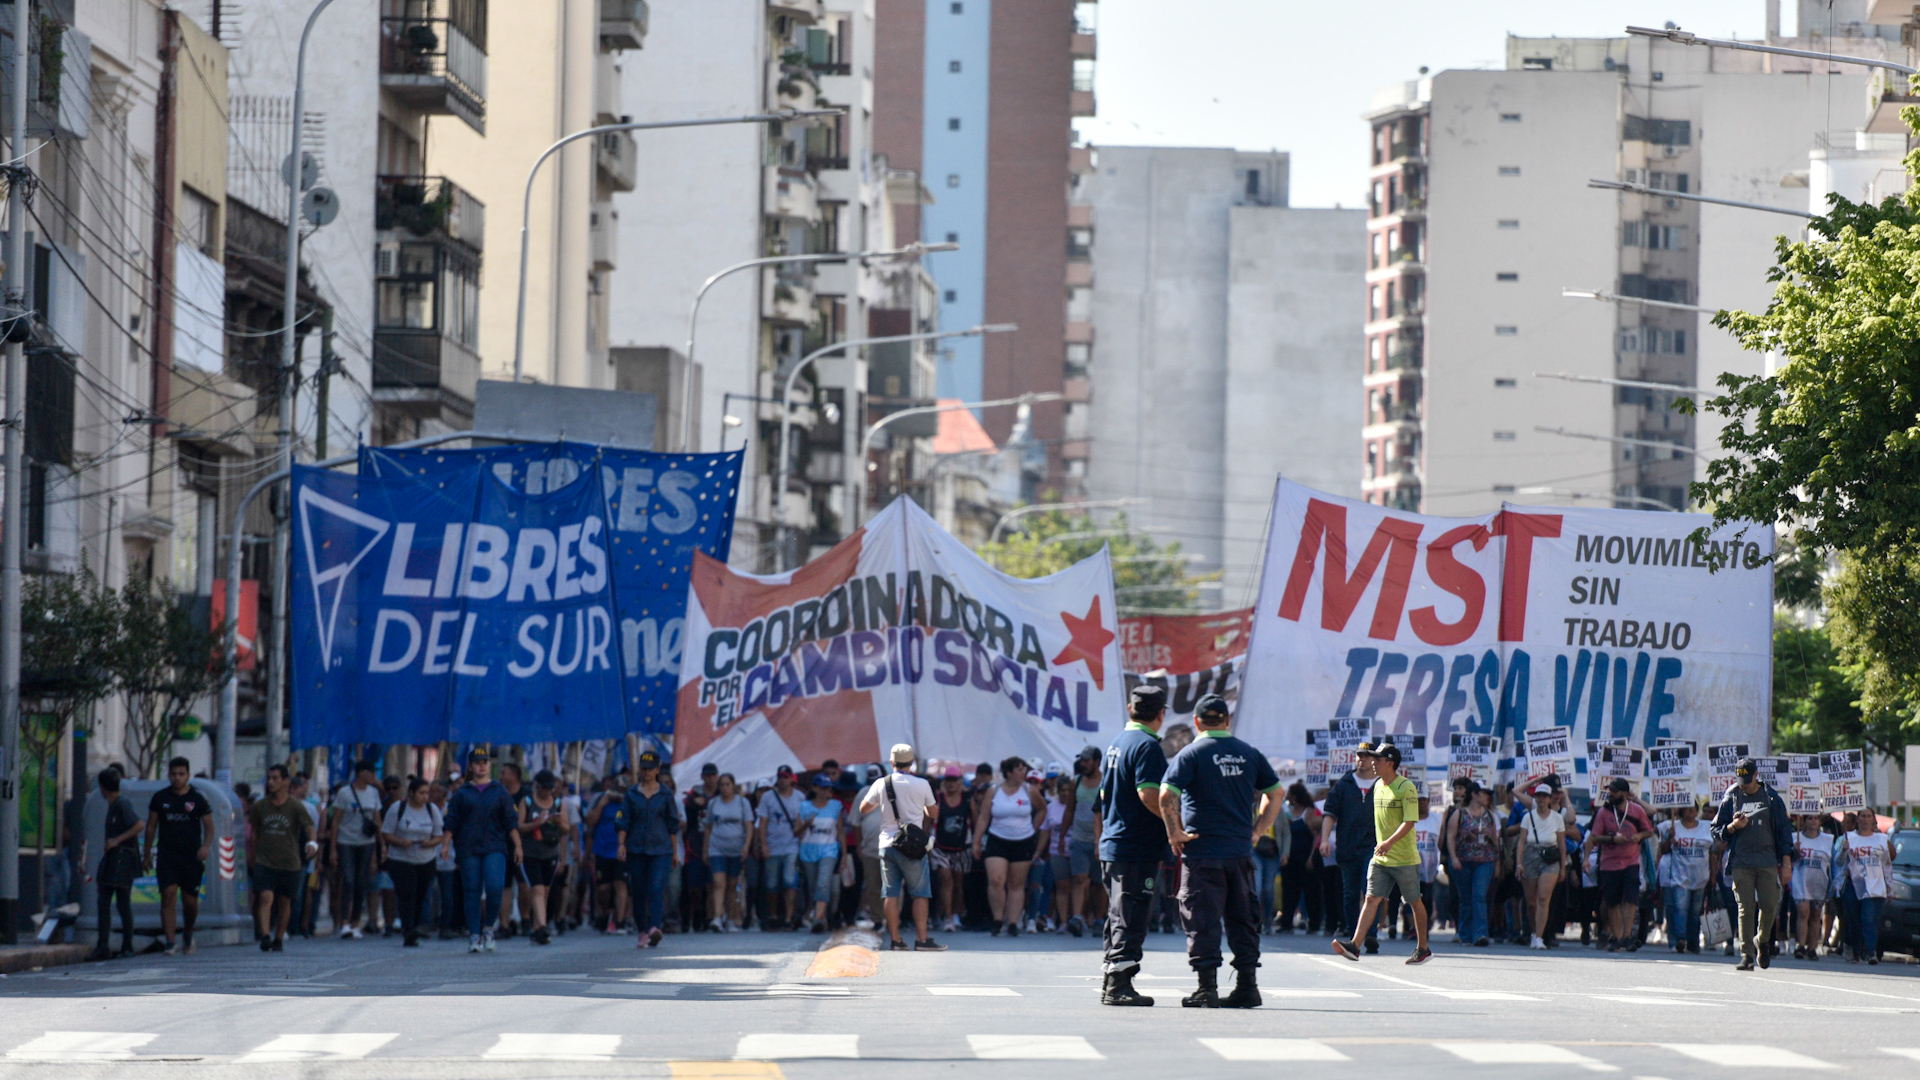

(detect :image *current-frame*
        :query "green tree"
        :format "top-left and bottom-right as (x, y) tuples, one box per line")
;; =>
(977, 508), (1218, 611)
(1770, 618), (1875, 754)
(110, 581), (230, 778)
(19, 571), (119, 899)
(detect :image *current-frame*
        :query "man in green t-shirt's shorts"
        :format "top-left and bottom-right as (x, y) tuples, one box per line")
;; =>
(1332, 742), (1431, 965)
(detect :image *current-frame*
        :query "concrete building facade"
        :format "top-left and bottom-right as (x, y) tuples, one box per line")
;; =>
(1081, 146), (1364, 606)
(1363, 12), (1881, 517)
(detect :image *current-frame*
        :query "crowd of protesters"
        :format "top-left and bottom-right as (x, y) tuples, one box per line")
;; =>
(70, 735), (1907, 969)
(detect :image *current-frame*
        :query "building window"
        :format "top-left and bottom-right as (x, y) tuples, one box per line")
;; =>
(943, 289), (957, 302)
(945, 232), (958, 243)
(1495, 326), (1518, 335)
(1621, 222), (1685, 250)
(1522, 57), (1551, 70)
(1494, 377), (1517, 387)
(181, 187), (219, 256)
(948, 117), (961, 131)
(1496, 272), (1518, 281)
(1498, 166), (1520, 176)
(946, 174), (960, 188)
(1498, 219), (1519, 229)
(949, 60), (962, 72)
(1500, 113), (1522, 123)
(1494, 431), (1517, 441)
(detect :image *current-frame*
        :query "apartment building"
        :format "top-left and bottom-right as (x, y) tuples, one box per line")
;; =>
(874, 0), (1087, 496)
(612, 0), (929, 571)
(1080, 146), (1364, 606)
(1362, 6), (1882, 516)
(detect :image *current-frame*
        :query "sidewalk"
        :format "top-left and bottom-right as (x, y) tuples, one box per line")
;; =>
(0, 942), (91, 975)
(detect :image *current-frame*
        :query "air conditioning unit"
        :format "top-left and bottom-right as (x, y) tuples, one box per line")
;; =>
(1662, 145), (1680, 158)
(375, 242), (399, 278)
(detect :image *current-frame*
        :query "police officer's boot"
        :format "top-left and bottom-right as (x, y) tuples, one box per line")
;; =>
(1220, 968), (1261, 1009)
(1181, 967), (1219, 1008)
(1101, 969), (1155, 1006)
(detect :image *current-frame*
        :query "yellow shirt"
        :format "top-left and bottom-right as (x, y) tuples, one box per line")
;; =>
(1371, 775), (1421, 866)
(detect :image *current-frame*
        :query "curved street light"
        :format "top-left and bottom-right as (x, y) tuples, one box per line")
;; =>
(511, 107), (843, 382)
(857, 392), (1063, 527)
(772, 324), (1016, 568)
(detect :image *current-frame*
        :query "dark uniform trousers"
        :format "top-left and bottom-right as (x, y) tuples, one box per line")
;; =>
(1101, 860), (1158, 974)
(1179, 856), (1261, 972)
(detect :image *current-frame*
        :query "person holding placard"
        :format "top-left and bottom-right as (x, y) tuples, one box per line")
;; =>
(1709, 757), (1793, 971)
(1790, 815), (1832, 960)
(1838, 811), (1890, 964)
(1658, 802), (1714, 953)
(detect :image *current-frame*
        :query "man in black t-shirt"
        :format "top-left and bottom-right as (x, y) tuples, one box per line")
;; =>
(144, 756), (215, 955)
(1096, 684), (1172, 1007)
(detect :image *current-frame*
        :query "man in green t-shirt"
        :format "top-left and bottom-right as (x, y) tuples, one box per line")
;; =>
(1332, 743), (1431, 965)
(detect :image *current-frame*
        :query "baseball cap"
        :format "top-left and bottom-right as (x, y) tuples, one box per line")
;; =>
(1735, 757), (1759, 779)
(1045, 761), (1065, 778)
(943, 766), (963, 779)
(1374, 743), (1403, 766)
(834, 773), (859, 792)
(1194, 694), (1230, 721)
(466, 747), (490, 764)
(776, 764), (795, 777)
(1607, 777), (1632, 793)
(811, 772), (833, 788)
(891, 743), (916, 765)
(701, 762), (720, 776)
(1129, 684), (1168, 714)
(1532, 783), (1553, 796)
(1076, 746), (1101, 762)
(636, 750), (662, 769)
(1355, 741), (1382, 757)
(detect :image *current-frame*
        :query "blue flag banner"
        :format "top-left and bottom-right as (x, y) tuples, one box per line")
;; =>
(291, 443), (742, 748)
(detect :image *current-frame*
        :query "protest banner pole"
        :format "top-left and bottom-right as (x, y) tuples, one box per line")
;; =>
(216, 432), (549, 780)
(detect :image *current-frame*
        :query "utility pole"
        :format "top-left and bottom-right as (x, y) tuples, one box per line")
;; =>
(314, 309), (335, 459)
(0, 0), (34, 943)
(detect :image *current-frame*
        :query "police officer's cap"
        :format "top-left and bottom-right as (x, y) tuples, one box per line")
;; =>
(1194, 694), (1231, 721)
(1128, 684), (1168, 715)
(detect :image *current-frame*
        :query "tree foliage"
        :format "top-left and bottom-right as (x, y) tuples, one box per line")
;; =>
(110, 581), (229, 778)
(976, 509), (1219, 612)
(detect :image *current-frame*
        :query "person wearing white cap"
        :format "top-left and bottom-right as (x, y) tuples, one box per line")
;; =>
(1511, 782), (1566, 950)
(859, 744), (946, 951)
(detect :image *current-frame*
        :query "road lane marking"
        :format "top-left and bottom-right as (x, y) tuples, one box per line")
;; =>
(482, 1034), (620, 1061)
(586, 983), (684, 997)
(1431, 991), (1541, 1001)
(1435, 1042), (1619, 1071)
(1590, 995), (1724, 1007)
(1881, 1049), (1920, 1062)
(1660, 1044), (1836, 1069)
(928, 986), (1020, 996)
(1201, 1038), (1351, 1062)
(735, 1035), (858, 1060)
(766, 983), (851, 997)
(237, 1034), (397, 1062)
(968, 1035), (1103, 1060)
(1263, 988), (1360, 997)
(7, 1033), (156, 1061)
(1750, 977), (1920, 1004)
(673, 1065), (786, 1079)
(421, 981), (522, 994)
(1308, 956), (1440, 988)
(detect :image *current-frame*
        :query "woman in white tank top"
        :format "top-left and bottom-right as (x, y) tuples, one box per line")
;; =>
(971, 757), (1044, 937)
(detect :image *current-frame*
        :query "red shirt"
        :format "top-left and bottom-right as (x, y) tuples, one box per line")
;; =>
(1592, 802), (1652, 872)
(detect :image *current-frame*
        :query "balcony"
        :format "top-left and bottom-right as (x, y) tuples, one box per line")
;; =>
(376, 176), (486, 252)
(1070, 33), (1096, 58)
(591, 204), (618, 271)
(1065, 261), (1092, 287)
(373, 327), (481, 412)
(1368, 401), (1421, 427)
(1383, 347), (1422, 372)
(1066, 321), (1093, 344)
(769, 0), (824, 23)
(1387, 139), (1422, 163)
(599, 0), (648, 51)
(380, 16), (488, 134)
(776, 65), (820, 111)
(765, 271), (816, 326)
(1071, 89), (1096, 117)
(1069, 146), (1095, 173)
(597, 129), (637, 192)
(767, 166), (820, 222)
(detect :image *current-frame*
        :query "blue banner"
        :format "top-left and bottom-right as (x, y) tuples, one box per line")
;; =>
(291, 443), (742, 747)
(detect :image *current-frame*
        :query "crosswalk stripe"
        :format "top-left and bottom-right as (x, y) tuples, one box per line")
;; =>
(928, 986), (1020, 996)
(1882, 1049), (1920, 1062)
(1435, 1042), (1617, 1072)
(1661, 1045), (1837, 1070)
(237, 1034), (397, 1063)
(7, 1033), (156, 1061)
(968, 1035), (1103, 1061)
(1431, 991), (1541, 1001)
(734, 1034), (858, 1060)
(1201, 1038), (1351, 1062)
(482, 1034), (621, 1061)
(766, 983), (851, 997)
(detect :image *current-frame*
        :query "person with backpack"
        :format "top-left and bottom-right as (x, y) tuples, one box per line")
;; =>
(516, 770), (571, 945)
(858, 744), (945, 951)
(381, 778), (445, 947)
(1710, 757), (1793, 970)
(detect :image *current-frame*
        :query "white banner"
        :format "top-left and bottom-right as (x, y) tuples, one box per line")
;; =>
(1787, 753), (1824, 815)
(1522, 726), (1575, 788)
(1448, 733), (1497, 790)
(1821, 749), (1865, 811)
(1647, 743), (1696, 808)
(1237, 480), (1773, 781)
(673, 497), (1124, 778)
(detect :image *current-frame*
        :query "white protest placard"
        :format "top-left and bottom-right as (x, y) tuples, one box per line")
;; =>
(1598, 744), (1646, 798)
(1586, 738), (1627, 797)
(1647, 743), (1696, 808)
(1522, 726), (1576, 787)
(1756, 756), (1791, 794)
(1449, 733), (1496, 790)
(1786, 753), (1823, 815)
(1706, 743), (1750, 797)
(1383, 733), (1426, 784)
(1821, 749), (1865, 811)
(1328, 718), (1371, 778)
(1305, 729), (1330, 790)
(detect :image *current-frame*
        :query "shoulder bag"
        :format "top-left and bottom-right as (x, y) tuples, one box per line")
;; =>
(884, 776), (931, 859)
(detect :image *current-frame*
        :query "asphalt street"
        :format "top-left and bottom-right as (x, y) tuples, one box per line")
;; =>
(0, 928), (1916, 1079)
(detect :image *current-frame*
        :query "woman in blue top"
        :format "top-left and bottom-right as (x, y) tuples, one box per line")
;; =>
(794, 773), (844, 934)
(620, 752), (681, 948)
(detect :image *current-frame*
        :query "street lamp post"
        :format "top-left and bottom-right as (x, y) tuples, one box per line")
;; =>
(1588, 178), (1817, 220)
(510, 107), (842, 383)
(1535, 372), (1706, 396)
(857, 392), (1065, 527)
(682, 241), (956, 452)
(1515, 486), (1678, 511)
(772, 324), (1016, 569)
(1534, 425), (1704, 458)
(1562, 288), (1723, 317)
(1625, 24), (1918, 77)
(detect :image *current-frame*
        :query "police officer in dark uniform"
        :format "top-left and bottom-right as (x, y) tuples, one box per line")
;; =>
(1096, 684), (1172, 1006)
(1157, 694), (1283, 1008)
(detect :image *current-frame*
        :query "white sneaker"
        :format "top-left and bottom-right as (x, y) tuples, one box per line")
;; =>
(468, 934), (482, 954)
(338, 925), (354, 939)
(1530, 935), (1546, 950)
(482, 929), (496, 952)
(349, 925), (365, 940)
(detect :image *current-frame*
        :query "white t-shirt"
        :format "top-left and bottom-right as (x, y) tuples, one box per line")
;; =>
(333, 783), (383, 847)
(1414, 811), (1440, 883)
(1845, 832), (1892, 899)
(864, 771), (936, 850)
(1665, 820), (1714, 891)
(381, 801), (443, 865)
(1521, 807), (1565, 847)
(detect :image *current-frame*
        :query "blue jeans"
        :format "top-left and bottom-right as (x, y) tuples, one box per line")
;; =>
(434, 868), (461, 932)
(1666, 885), (1704, 949)
(881, 846), (931, 900)
(1858, 896), (1884, 957)
(764, 852), (799, 890)
(800, 856), (837, 907)
(1456, 860), (1495, 942)
(1254, 850), (1283, 927)
(458, 852), (506, 936)
(627, 853), (673, 933)
(1026, 857), (1055, 919)
(1338, 859), (1375, 942)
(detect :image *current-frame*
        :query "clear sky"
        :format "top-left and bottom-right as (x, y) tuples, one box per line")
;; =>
(1079, 1), (1783, 209)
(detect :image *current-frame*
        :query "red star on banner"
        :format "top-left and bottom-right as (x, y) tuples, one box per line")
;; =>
(1052, 595), (1116, 690)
